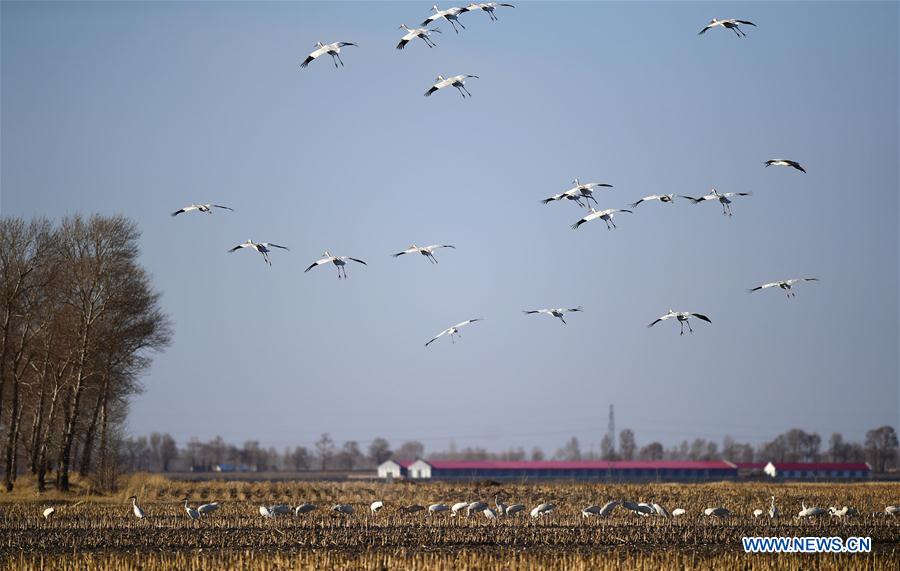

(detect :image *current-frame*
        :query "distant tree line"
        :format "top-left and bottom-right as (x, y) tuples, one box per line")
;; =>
(119, 425), (899, 474)
(0, 216), (171, 492)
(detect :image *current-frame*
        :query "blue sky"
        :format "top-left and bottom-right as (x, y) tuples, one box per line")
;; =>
(2, 1), (897, 454)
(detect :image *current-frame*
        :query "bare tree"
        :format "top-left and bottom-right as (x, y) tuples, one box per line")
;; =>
(315, 433), (335, 470)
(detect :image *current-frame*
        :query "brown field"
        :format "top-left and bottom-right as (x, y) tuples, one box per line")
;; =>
(2, 476), (898, 570)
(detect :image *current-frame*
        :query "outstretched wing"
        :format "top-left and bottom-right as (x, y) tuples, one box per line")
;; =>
(171, 208), (187, 217)
(789, 161), (807, 173)
(421, 13), (441, 26)
(698, 23), (713, 35)
(571, 216), (590, 229)
(425, 244), (455, 251)
(227, 244), (245, 253)
(424, 85), (439, 97)
(213, 204), (234, 211)
(392, 248), (416, 257)
(454, 318), (483, 328)
(304, 258), (329, 272)
(679, 195), (703, 203)
(301, 46), (328, 68)
(647, 318), (663, 328)
(689, 313), (712, 323)
(425, 329), (449, 347)
(347, 257), (366, 265)
(564, 307), (584, 313)
(264, 243), (289, 250)
(397, 38), (410, 50)
(734, 20), (756, 26)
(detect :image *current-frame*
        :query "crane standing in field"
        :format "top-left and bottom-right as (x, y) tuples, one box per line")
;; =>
(301, 41), (358, 68)
(183, 499), (200, 522)
(129, 496), (145, 519)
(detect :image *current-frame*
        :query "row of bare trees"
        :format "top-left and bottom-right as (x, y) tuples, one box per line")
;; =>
(0, 215), (171, 492)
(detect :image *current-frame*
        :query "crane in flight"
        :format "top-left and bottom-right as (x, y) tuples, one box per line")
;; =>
(392, 244), (455, 264)
(301, 41), (358, 68)
(523, 307), (583, 325)
(171, 203), (234, 217)
(698, 18), (757, 37)
(425, 318), (483, 347)
(571, 208), (632, 230)
(304, 251), (367, 279)
(228, 240), (289, 266)
(648, 310), (711, 336)
(749, 277), (818, 298)
(680, 189), (751, 216)
(397, 24), (441, 49)
(423, 5), (468, 34)
(425, 74), (479, 98)
(461, 3), (515, 21)
(765, 159), (806, 173)
(630, 194), (674, 208)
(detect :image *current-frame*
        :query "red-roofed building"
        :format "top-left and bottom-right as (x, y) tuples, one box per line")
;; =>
(384, 459), (738, 482)
(763, 462), (871, 480)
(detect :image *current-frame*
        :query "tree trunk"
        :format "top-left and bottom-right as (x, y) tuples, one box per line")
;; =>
(3, 374), (21, 491)
(97, 388), (110, 476)
(78, 388), (104, 477)
(57, 310), (92, 491)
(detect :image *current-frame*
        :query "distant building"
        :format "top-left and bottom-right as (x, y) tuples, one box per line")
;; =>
(386, 460), (738, 482)
(763, 462), (871, 480)
(377, 459), (412, 479)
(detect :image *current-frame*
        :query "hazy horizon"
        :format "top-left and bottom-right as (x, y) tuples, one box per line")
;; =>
(2, 1), (897, 454)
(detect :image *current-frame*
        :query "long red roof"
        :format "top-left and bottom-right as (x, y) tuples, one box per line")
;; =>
(768, 462), (870, 471)
(419, 460), (736, 470)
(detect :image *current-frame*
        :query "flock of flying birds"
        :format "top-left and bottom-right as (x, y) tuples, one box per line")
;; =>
(171, 6), (818, 346)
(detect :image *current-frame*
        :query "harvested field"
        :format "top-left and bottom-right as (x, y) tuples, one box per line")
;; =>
(2, 478), (898, 569)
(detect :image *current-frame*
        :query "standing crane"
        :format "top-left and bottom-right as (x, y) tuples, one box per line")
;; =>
(129, 496), (145, 519)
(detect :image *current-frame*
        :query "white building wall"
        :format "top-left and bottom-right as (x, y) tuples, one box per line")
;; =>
(408, 460), (432, 479)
